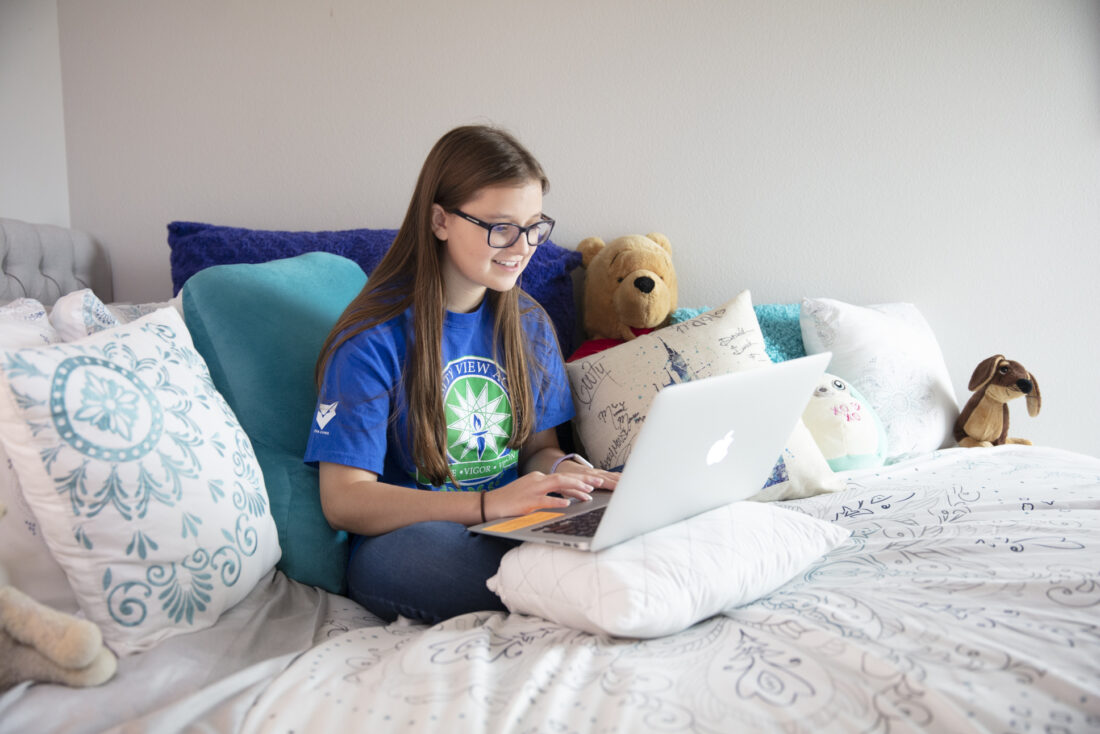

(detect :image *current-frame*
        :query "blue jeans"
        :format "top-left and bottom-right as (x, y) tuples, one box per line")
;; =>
(346, 521), (520, 624)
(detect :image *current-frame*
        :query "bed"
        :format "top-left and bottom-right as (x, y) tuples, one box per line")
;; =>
(1, 217), (1098, 733)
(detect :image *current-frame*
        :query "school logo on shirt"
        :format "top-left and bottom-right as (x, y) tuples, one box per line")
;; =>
(315, 402), (338, 430)
(436, 356), (517, 488)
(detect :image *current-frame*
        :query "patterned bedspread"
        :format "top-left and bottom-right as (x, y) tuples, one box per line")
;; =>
(240, 446), (1100, 733)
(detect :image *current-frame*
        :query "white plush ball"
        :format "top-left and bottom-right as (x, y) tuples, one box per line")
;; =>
(802, 374), (888, 471)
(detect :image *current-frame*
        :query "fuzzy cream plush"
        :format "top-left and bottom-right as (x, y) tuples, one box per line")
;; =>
(570, 233), (678, 360)
(0, 502), (117, 691)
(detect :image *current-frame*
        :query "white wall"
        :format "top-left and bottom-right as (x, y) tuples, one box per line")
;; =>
(0, 0), (69, 226)
(50, 0), (1100, 456)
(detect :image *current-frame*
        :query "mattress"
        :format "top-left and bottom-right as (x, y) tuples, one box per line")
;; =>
(0, 570), (380, 734)
(231, 446), (1100, 733)
(1, 399), (1097, 733)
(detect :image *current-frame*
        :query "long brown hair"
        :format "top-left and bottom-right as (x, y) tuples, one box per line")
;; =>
(316, 125), (552, 486)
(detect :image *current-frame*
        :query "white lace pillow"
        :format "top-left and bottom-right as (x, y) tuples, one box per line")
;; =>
(0, 308), (281, 654)
(1, 298), (59, 346)
(799, 298), (958, 462)
(50, 288), (183, 341)
(567, 289), (843, 502)
(0, 298), (78, 612)
(487, 501), (851, 638)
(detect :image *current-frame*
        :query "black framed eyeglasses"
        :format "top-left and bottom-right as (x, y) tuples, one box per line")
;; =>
(450, 209), (555, 248)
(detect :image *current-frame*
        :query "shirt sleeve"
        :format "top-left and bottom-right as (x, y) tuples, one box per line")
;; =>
(303, 326), (400, 473)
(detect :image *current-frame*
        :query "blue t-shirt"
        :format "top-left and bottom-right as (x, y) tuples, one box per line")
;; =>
(305, 297), (574, 493)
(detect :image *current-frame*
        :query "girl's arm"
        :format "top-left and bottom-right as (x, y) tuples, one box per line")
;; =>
(319, 457), (605, 536)
(320, 463), (485, 535)
(519, 426), (571, 474)
(520, 427), (621, 488)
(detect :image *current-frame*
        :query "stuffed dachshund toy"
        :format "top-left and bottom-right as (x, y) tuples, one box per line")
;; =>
(0, 501), (118, 691)
(568, 233), (678, 361)
(954, 355), (1041, 448)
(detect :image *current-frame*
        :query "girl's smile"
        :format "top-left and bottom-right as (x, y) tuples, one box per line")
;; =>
(433, 180), (544, 313)
(491, 256), (524, 271)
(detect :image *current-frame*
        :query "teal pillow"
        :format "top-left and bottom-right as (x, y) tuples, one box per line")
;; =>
(671, 303), (805, 363)
(182, 252), (366, 593)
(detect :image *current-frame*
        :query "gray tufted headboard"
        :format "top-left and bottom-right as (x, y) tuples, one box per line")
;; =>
(0, 217), (114, 305)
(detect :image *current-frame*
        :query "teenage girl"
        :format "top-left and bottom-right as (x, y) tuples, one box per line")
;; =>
(306, 125), (618, 623)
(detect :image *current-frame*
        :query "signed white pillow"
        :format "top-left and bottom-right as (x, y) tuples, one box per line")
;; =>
(799, 298), (958, 462)
(488, 501), (851, 638)
(567, 290), (843, 502)
(0, 308), (280, 654)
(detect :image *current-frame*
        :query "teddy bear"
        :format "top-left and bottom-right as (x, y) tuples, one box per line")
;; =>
(0, 501), (118, 692)
(568, 233), (678, 361)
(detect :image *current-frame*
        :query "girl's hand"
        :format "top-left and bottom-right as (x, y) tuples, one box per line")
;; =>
(484, 471), (605, 521)
(552, 461), (620, 492)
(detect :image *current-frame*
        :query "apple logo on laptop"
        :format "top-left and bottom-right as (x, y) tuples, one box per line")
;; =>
(706, 429), (735, 465)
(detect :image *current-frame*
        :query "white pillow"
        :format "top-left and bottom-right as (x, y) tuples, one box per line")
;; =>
(487, 501), (851, 638)
(0, 308), (281, 654)
(0, 298), (79, 613)
(1, 298), (60, 346)
(0, 457), (79, 614)
(50, 288), (184, 341)
(799, 298), (958, 462)
(567, 289), (843, 501)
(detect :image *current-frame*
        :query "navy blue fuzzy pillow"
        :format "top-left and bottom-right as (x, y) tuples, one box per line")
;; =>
(167, 221), (582, 353)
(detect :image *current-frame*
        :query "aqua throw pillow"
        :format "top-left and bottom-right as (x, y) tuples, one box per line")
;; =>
(182, 252), (366, 593)
(671, 303), (805, 363)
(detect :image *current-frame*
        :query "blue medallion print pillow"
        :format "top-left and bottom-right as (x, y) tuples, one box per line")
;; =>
(0, 308), (281, 655)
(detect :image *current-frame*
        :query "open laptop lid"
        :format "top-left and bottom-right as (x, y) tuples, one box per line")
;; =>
(587, 351), (831, 550)
(470, 352), (830, 550)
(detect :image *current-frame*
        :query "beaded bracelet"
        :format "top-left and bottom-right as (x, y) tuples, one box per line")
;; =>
(551, 453), (594, 474)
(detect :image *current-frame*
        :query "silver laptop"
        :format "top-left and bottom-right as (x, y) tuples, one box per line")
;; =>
(469, 352), (831, 551)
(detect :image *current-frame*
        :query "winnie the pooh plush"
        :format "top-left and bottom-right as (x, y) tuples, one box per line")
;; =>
(569, 233), (678, 361)
(0, 501), (117, 691)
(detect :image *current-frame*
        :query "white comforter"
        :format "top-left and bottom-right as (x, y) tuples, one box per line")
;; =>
(4, 446), (1097, 733)
(240, 446), (1100, 733)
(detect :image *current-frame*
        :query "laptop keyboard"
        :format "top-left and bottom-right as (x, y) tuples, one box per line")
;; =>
(534, 506), (606, 538)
